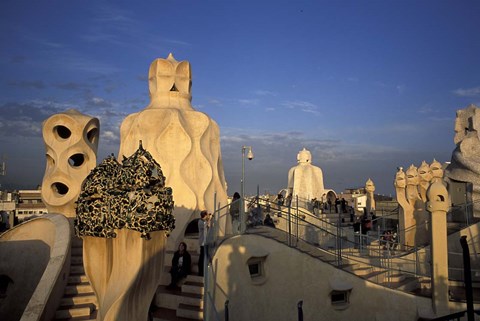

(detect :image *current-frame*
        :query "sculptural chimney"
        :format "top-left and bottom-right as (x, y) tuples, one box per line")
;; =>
(118, 54), (229, 249)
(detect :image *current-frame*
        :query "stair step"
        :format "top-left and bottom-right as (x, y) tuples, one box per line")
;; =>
(152, 307), (199, 321)
(71, 256), (83, 265)
(395, 277), (420, 292)
(177, 303), (203, 320)
(65, 284), (94, 295)
(179, 293), (203, 309)
(60, 293), (98, 307)
(72, 237), (83, 248)
(72, 247), (83, 256)
(182, 281), (204, 295)
(351, 266), (373, 276)
(186, 275), (204, 283)
(364, 270), (388, 283)
(70, 265), (85, 275)
(385, 273), (406, 283)
(55, 305), (93, 319)
(68, 275), (89, 284)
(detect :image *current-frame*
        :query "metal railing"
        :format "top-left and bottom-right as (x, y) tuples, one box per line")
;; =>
(203, 198), (231, 321)
(248, 196), (431, 284)
(202, 193), (480, 319)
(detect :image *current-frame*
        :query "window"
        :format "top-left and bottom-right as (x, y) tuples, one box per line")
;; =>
(331, 291), (348, 303)
(330, 289), (351, 310)
(247, 256), (267, 285)
(248, 261), (261, 277)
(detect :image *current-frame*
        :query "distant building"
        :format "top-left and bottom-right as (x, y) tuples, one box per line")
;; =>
(15, 189), (48, 221)
(338, 187), (367, 212)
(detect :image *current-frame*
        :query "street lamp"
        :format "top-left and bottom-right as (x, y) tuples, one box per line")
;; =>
(241, 146), (254, 233)
(241, 146), (254, 199)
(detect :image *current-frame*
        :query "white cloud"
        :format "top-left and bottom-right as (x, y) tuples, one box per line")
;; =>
(237, 99), (259, 105)
(101, 130), (120, 145)
(254, 90), (277, 96)
(282, 100), (320, 115)
(418, 103), (435, 114)
(453, 86), (480, 97)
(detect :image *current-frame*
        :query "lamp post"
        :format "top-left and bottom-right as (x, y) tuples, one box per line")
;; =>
(241, 146), (254, 233)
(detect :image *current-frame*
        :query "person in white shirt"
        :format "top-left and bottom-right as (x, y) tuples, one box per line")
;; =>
(197, 210), (211, 276)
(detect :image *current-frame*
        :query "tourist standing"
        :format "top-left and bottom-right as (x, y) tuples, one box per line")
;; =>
(285, 194), (292, 207)
(198, 210), (210, 276)
(340, 198), (347, 213)
(230, 192), (241, 234)
(277, 193), (284, 214)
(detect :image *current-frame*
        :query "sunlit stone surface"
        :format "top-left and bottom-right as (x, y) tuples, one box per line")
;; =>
(365, 178), (375, 213)
(118, 54), (229, 248)
(287, 148), (335, 202)
(41, 109), (99, 217)
(445, 104), (480, 218)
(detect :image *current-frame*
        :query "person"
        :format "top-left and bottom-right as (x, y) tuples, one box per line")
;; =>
(167, 242), (191, 290)
(335, 198), (340, 213)
(277, 193), (284, 208)
(382, 230), (392, 250)
(285, 194), (292, 207)
(340, 198), (347, 213)
(230, 192), (241, 234)
(348, 205), (355, 222)
(391, 232), (398, 252)
(198, 210), (211, 277)
(263, 213), (275, 228)
(311, 198), (318, 214)
(248, 203), (263, 227)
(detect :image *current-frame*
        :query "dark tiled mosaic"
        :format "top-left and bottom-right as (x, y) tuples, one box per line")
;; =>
(74, 142), (175, 240)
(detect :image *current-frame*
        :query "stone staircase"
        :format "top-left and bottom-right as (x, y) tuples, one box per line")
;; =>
(54, 237), (98, 321)
(152, 236), (204, 321)
(248, 225), (428, 295)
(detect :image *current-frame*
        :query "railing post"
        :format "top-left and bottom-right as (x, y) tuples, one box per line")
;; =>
(336, 214), (340, 266)
(214, 192), (218, 242)
(414, 246), (418, 277)
(377, 224), (379, 243)
(225, 300), (230, 321)
(295, 197), (299, 244)
(460, 236), (474, 321)
(297, 300), (303, 321)
(287, 204), (292, 247)
(387, 249), (391, 288)
(339, 219), (342, 263)
(360, 224), (363, 250)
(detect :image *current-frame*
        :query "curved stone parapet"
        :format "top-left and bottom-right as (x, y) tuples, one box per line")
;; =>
(41, 109), (99, 217)
(118, 54), (228, 248)
(0, 214), (71, 321)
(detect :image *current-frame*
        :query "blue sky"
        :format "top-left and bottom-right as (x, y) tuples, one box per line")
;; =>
(0, 1), (479, 196)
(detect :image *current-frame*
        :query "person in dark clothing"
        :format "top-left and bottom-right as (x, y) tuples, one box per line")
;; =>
(340, 198), (347, 213)
(167, 242), (192, 290)
(263, 214), (275, 228)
